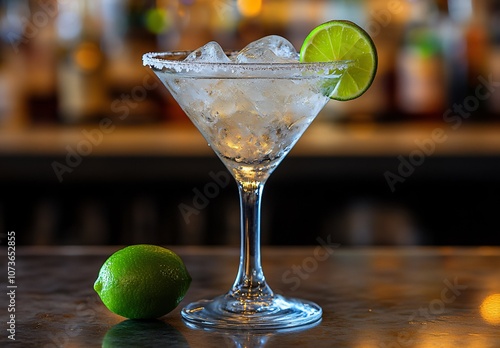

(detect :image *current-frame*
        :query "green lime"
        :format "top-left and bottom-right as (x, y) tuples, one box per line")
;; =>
(94, 245), (191, 319)
(299, 20), (377, 101)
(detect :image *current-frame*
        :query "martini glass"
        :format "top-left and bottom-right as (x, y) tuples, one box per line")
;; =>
(143, 50), (352, 329)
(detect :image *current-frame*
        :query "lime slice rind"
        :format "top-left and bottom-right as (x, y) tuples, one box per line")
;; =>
(300, 20), (378, 101)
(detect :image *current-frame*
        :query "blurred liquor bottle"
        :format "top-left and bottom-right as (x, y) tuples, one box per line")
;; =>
(462, 0), (489, 120)
(0, 43), (9, 125)
(486, 1), (500, 116)
(103, 0), (170, 124)
(441, 0), (470, 112)
(57, 1), (107, 124)
(21, 0), (60, 124)
(0, 0), (30, 128)
(395, 0), (447, 120)
(442, 0), (492, 122)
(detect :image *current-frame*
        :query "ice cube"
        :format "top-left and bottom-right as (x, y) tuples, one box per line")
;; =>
(185, 41), (231, 63)
(235, 35), (299, 63)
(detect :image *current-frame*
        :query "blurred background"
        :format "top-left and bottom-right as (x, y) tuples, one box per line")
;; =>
(1, 0), (500, 246)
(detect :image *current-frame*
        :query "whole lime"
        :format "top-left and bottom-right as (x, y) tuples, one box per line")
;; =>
(94, 244), (191, 319)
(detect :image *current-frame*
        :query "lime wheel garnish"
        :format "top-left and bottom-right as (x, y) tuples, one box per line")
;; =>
(300, 20), (378, 101)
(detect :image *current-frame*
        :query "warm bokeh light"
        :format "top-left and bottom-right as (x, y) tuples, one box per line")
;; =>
(237, 0), (262, 17)
(73, 42), (102, 72)
(480, 293), (500, 325)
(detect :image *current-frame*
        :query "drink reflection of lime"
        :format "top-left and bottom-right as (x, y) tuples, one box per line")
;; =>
(300, 20), (378, 101)
(94, 245), (191, 319)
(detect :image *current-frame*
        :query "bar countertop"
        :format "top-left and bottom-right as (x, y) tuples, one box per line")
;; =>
(2, 246), (500, 347)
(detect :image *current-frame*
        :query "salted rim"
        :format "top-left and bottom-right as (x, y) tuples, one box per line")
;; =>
(142, 51), (354, 78)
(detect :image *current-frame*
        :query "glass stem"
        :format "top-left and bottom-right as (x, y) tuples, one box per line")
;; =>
(230, 180), (274, 301)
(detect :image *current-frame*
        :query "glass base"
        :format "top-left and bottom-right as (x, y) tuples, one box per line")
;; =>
(181, 293), (322, 330)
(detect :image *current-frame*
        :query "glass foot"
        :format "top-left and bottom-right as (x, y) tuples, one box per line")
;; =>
(181, 293), (322, 330)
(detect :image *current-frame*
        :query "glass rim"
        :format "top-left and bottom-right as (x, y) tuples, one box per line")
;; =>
(142, 50), (354, 76)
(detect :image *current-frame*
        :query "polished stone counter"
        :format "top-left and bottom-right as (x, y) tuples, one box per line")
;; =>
(2, 246), (500, 347)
